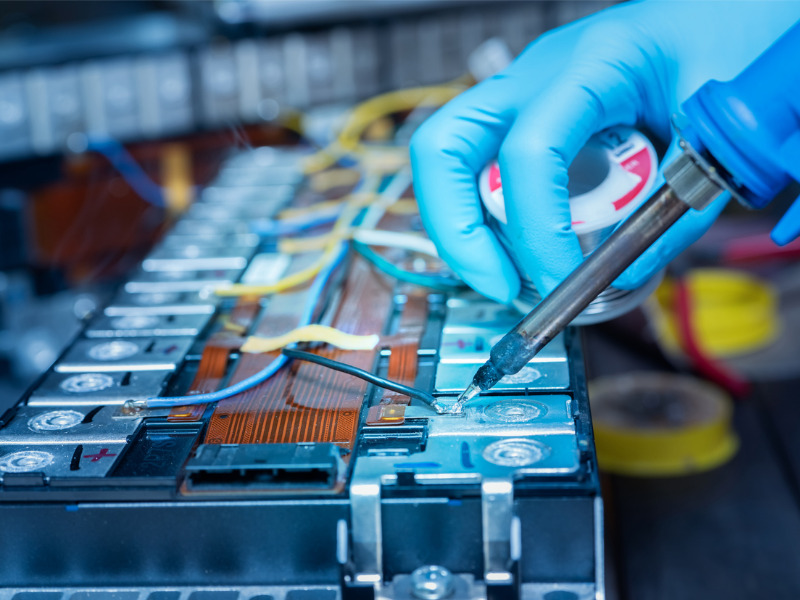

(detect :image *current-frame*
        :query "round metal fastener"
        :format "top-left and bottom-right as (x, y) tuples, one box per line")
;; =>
(88, 340), (139, 361)
(410, 565), (455, 600)
(60, 373), (115, 393)
(482, 438), (551, 467)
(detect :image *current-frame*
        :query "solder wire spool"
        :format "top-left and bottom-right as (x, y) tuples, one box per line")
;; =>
(479, 126), (661, 324)
(589, 373), (739, 477)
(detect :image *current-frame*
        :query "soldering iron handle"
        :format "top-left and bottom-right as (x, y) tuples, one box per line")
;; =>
(680, 19), (800, 242)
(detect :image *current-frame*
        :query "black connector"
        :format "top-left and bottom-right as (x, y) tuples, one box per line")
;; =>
(185, 443), (342, 491)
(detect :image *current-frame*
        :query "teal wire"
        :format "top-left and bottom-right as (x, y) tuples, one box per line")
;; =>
(352, 241), (464, 291)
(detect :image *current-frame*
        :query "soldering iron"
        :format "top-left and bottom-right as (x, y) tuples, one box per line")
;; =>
(456, 20), (800, 409)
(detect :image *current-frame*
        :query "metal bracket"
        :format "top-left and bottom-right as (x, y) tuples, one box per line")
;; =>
(594, 496), (606, 600)
(481, 477), (520, 600)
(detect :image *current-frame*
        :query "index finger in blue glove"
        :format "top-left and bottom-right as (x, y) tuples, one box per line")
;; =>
(499, 60), (643, 297)
(410, 78), (526, 303)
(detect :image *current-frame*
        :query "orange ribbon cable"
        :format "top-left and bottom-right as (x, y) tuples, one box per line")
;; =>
(367, 294), (429, 426)
(205, 257), (393, 451)
(168, 297), (261, 421)
(168, 344), (230, 422)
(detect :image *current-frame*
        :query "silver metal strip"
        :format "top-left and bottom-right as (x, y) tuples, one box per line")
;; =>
(349, 476), (383, 588)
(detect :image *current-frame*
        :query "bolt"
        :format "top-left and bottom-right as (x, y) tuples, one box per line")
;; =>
(410, 565), (454, 600)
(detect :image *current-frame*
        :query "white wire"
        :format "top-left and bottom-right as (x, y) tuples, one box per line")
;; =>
(352, 229), (439, 258)
(359, 166), (412, 230)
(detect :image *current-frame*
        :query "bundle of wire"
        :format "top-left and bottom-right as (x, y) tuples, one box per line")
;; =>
(142, 240), (350, 408)
(139, 82), (469, 407)
(144, 173), (379, 407)
(351, 167), (464, 291)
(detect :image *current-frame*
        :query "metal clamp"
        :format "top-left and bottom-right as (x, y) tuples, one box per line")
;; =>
(349, 475), (383, 591)
(481, 477), (520, 597)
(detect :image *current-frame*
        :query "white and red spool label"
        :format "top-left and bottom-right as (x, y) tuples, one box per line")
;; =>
(479, 126), (658, 235)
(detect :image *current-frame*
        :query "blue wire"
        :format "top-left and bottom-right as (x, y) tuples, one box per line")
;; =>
(145, 240), (351, 407)
(85, 136), (166, 208)
(250, 212), (340, 237)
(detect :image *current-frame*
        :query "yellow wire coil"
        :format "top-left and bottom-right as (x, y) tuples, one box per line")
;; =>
(590, 373), (739, 477)
(651, 269), (779, 358)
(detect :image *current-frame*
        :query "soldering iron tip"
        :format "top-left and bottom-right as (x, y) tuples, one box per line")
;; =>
(457, 382), (482, 405)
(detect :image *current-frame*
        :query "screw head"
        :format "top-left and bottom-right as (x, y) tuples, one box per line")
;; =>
(410, 565), (454, 600)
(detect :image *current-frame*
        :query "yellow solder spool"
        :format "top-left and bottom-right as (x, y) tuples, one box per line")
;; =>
(590, 373), (739, 477)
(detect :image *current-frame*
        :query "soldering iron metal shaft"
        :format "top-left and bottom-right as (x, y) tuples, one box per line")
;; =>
(457, 146), (728, 407)
(457, 182), (695, 407)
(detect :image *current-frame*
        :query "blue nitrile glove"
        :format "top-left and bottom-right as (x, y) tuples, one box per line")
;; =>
(410, 0), (800, 304)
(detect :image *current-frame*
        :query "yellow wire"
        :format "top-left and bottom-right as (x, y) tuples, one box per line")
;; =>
(309, 168), (362, 193)
(279, 232), (347, 254)
(277, 199), (344, 220)
(215, 250), (332, 297)
(276, 192), (375, 220)
(216, 182), (374, 297)
(303, 84), (466, 174)
(241, 324), (379, 354)
(386, 198), (419, 215)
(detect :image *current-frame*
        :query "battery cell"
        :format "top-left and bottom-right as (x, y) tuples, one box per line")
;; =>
(0, 406), (141, 445)
(124, 268), (242, 293)
(434, 360), (570, 393)
(28, 370), (172, 406)
(157, 232), (260, 251)
(142, 245), (254, 271)
(201, 184), (295, 204)
(443, 299), (523, 332)
(170, 218), (254, 237)
(0, 443), (127, 480)
(438, 330), (567, 363)
(105, 289), (217, 317)
(85, 312), (213, 338)
(54, 337), (194, 373)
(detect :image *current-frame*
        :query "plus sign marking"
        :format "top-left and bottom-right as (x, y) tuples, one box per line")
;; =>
(83, 448), (118, 462)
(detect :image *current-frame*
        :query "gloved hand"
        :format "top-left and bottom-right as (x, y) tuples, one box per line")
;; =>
(410, 0), (800, 303)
